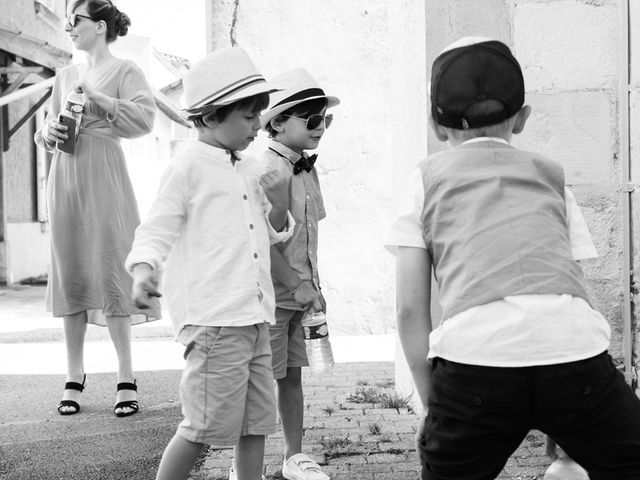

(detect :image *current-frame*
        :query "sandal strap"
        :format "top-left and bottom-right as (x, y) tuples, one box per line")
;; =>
(114, 400), (139, 410)
(64, 374), (86, 392)
(58, 399), (80, 413)
(64, 381), (84, 391)
(114, 400), (139, 417)
(116, 381), (137, 392)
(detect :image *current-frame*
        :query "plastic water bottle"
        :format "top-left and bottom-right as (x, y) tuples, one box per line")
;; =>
(301, 310), (335, 374)
(63, 89), (84, 133)
(543, 448), (589, 480)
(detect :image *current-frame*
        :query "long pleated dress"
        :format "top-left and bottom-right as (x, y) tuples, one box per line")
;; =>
(34, 57), (161, 325)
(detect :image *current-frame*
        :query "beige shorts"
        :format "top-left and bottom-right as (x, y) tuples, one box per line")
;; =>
(269, 308), (309, 380)
(176, 323), (276, 446)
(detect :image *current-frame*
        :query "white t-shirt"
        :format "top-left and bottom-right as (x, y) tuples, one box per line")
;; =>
(386, 138), (611, 367)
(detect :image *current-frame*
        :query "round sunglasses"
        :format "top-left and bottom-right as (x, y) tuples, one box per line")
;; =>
(283, 113), (333, 130)
(66, 13), (93, 28)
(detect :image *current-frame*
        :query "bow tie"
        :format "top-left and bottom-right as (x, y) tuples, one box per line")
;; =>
(293, 154), (317, 175)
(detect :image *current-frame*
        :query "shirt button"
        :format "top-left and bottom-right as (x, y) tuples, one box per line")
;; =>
(243, 194), (248, 200)
(471, 395), (482, 406)
(253, 253), (258, 258)
(249, 224), (254, 229)
(306, 195), (310, 200)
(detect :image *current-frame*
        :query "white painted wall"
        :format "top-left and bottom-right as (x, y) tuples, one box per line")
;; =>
(207, 0), (396, 335)
(5, 223), (49, 284)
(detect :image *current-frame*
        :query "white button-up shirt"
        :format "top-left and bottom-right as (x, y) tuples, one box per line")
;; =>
(126, 140), (293, 336)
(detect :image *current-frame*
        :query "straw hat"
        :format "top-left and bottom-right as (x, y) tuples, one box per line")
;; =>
(260, 68), (340, 129)
(182, 47), (277, 116)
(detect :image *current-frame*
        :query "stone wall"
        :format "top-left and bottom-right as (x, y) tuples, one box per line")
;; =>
(202, 1), (637, 393)
(207, 0), (396, 335)
(394, 0), (635, 408)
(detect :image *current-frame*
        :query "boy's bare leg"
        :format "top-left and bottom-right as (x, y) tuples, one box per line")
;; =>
(235, 434), (266, 480)
(276, 367), (304, 459)
(155, 434), (205, 480)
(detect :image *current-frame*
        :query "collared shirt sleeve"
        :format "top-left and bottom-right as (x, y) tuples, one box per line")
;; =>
(565, 187), (598, 260)
(260, 151), (295, 244)
(385, 167), (427, 254)
(261, 192), (295, 245)
(125, 162), (187, 271)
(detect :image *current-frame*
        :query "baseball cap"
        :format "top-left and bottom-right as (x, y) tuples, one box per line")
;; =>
(430, 37), (525, 130)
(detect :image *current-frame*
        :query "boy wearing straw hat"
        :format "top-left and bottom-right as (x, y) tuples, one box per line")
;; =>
(259, 68), (339, 480)
(388, 36), (640, 479)
(126, 47), (294, 480)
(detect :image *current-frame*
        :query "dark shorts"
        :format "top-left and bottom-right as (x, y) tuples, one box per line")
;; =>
(420, 352), (640, 480)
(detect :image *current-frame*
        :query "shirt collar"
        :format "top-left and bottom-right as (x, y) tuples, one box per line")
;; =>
(461, 137), (510, 146)
(268, 140), (305, 165)
(196, 139), (241, 162)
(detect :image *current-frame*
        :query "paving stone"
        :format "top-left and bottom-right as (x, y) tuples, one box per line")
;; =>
(194, 362), (548, 479)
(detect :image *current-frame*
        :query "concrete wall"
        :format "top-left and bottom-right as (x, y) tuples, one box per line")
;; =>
(392, 0), (635, 407)
(512, 0), (625, 363)
(0, 0), (69, 52)
(629, 0), (640, 382)
(0, 0), (70, 284)
(206, 0), (396, 335)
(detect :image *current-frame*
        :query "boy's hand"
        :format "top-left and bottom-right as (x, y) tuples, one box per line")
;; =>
(260, 165), (289, 210)
(131, 263), (162, 309)
(291, 282), (323, 311)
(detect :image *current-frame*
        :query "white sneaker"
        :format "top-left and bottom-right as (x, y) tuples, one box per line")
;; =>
(228, 465), (267, 480)
(282, 453), (330, 480)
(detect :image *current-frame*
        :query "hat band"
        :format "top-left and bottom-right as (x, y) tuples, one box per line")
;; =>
(273, 88), (325, 108)
(190, 74), (267, 110)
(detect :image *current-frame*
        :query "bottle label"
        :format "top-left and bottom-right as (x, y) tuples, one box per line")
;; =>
(303, 322), (328, 340)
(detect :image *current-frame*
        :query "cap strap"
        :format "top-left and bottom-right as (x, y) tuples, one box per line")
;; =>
(273, 88), (325, 108)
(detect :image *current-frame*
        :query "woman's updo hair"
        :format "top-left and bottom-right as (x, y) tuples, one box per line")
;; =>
(73, 0), (131, 42)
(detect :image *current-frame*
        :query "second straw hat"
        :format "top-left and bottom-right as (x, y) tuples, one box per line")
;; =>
(182, 47), (278, 114)
(260, 68), (339, 129)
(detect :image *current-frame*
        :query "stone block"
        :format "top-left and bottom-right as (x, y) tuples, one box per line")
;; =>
(514, 91), (614, 185)
(514, 1), (618, 91)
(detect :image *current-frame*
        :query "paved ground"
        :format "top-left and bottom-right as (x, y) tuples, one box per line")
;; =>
(196, 362), (549, 480)
(0, 285), (551, 479)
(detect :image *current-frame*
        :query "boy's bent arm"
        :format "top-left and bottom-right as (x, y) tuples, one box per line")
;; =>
(270, 246), (323, 311)
(396, 246), (433, 408)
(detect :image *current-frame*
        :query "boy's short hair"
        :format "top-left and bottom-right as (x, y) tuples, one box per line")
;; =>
(430, 37), (524, 130)
(191, 93), (270, 129)
(264, 97), (328, 138)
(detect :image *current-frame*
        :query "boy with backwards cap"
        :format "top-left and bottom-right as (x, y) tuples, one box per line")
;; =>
(259, 68), (339, 480)
(126, 47), (294, 480)
(388, 37), (640, 479)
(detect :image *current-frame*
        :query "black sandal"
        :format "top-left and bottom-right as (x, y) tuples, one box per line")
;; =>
(57, 374), (86, 416)
(114, 380), (139, 417)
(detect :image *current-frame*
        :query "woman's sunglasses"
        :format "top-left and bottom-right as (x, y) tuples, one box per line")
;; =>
(283, 113), (333, 130)
(66, 13), (93, 27)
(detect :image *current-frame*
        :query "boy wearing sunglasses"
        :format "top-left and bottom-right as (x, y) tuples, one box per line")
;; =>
(260, 68), (339, 480)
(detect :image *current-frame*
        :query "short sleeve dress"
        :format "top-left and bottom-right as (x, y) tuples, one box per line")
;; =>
(34, 57), (161, 325)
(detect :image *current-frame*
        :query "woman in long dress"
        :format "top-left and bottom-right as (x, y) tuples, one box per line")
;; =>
(34, 0), (160, 417)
